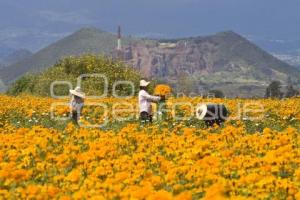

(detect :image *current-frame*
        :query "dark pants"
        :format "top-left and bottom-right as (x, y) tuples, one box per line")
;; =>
(204, 104), (228, 127)
(205, 119), (225, 127)
(140, 112), (152, 123)
(72, 111), (79, 123)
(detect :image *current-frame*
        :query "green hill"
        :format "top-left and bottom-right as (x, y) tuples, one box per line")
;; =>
(7, 54), (141, 97)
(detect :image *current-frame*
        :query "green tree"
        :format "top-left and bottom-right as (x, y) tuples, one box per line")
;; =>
(208, 89), (225, 98)
(7, 75), (36, 95)
(265, 81), (283, 98)
(285, 85), (299, 98)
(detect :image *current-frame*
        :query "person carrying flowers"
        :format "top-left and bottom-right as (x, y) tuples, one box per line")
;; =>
(69, 86), (85, 124)
(138, 80), (163, 123)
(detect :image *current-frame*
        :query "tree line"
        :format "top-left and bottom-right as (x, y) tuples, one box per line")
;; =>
(265, 81), (299, 98)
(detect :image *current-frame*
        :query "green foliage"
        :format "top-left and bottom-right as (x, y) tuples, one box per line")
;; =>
(7, 75), (36, 95)
(285, 85), (299, 98)
(208, 89), (225, 98)
(8, 54), (141, 97)
(265, 81), (283, 99)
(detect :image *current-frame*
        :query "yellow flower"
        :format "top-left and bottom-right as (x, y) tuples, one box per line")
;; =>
(47, 186), (60, 198)
(26, 185), (40, 196)
(0, 94), (300, 199)
(147, 190), (173, 200)
(203, 183), (227, 200)
(66, 169), (81, 183)
(154, 84), (172, 96)
(174, 191), (193, 200)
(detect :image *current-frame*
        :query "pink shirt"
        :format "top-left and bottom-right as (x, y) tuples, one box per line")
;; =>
(138, 90), (161, 114)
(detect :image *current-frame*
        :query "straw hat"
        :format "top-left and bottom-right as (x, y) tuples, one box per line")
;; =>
(140, 80), (150, 87)
(70, 86), (85, 98)
(196, 104), (208, 120)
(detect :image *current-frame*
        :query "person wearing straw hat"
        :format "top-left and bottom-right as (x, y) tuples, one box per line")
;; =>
(139, 80), (162, 123)
(69, 86), (85, 124)
(196, 104), (228, 127)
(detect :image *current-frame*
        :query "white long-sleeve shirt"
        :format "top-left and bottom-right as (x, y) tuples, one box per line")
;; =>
(138, 90), (161, 114)
(70, 96), (84, 113)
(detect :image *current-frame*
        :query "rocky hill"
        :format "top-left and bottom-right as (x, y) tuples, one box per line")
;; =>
(120, 31), (300, 96)
(1, 27), (300, 97)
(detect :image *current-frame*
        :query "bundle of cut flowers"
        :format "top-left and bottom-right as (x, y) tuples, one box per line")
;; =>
(154, 84), (172, 96)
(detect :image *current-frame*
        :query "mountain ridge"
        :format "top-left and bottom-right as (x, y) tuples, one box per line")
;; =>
(0, 27), (146, 83)
(1, 27), (299, 97)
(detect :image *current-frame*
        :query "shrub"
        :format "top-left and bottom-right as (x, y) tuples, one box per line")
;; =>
(7, 54), (141, 97)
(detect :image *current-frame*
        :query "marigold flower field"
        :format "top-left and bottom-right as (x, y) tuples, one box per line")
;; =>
(0, 95), (299, 199)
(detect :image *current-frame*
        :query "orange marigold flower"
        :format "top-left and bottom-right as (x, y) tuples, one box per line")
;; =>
(154, 84), (172, 96)
(147, 190), (173, 200)
(66, 169), (81, 183)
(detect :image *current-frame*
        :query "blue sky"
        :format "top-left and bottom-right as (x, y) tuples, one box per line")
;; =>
(0, 0), (299, 51)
